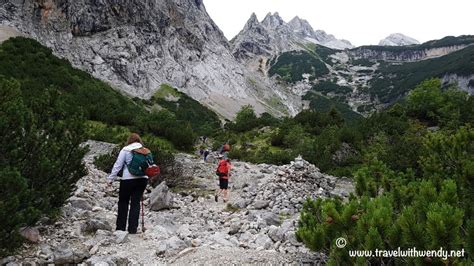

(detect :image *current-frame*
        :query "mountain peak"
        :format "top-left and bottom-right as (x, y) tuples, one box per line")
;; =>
(288, 16), (314, 36)
(262, 12), (285, 29)
(379, 33), (420, 46)
(245, 12), (259, 27)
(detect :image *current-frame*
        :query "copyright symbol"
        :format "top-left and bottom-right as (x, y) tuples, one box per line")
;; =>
(336, 237), (347, 248)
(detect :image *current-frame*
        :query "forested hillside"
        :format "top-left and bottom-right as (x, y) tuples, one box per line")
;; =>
(369, 45), (474, 103)
(297, 79), (474, 265)
(267, 36), (474, 116)
(214, 79), (473, 264)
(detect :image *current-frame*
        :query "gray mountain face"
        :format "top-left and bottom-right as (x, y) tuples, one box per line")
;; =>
(350, 44), (469, 61)
(230, 13), (300, 76)
(379, 33), (420, 46)
(0, 0), (300, 119)
(288, 16), (353, 50)
(231, 13), (296, 63)
(231, 13), (353, 71)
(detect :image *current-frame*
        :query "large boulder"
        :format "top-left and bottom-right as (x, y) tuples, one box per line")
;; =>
(150, 181), (173, 211)
(261, 212), (281, 226)
(68, 197), (92, 210)
(156, 236), (187, 256)
(0, 256), (15, 265)
(19, 226), (40, 243)
(53, 244), (89, 264)
(254, 200), (270, 210)
(81, 218), (112, 234)
(113, 231), (129, 244)
(268, 226), (283, 242)
(254, 233), (273, 250)
(228, 222), (241, 235)
(53, 245), (74, 264)
(209, 232), (235, 247)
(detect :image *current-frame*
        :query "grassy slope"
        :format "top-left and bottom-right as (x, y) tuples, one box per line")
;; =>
(150, 84), (221, 135)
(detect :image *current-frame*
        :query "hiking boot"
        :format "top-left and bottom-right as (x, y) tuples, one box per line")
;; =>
(215, 194), (218, 202)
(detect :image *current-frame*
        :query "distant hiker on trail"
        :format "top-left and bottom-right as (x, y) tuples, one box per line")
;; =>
(107, 133), (160, 234)
(215, 156), (231, 203)
(203, 149), (210, 162)
(220, 142), (231, 159)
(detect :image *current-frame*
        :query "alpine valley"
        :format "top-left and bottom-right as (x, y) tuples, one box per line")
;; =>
(1, 1), (474, 265)
(1, 1), (473, 119)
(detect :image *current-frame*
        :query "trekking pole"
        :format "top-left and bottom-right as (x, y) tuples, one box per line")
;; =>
(141, 196), (146, 233)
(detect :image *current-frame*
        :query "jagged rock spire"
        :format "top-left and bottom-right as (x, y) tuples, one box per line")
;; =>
(261, 12), (285, 29)
(244, 12), (259, 29)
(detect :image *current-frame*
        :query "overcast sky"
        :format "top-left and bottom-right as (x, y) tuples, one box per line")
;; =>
(204, 0), (474, 46)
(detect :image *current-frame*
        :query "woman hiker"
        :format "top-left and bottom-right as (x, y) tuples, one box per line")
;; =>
(107, 133), (148, 234)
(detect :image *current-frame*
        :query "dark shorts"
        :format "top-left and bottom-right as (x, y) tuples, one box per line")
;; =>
(219, 178), (228, 189)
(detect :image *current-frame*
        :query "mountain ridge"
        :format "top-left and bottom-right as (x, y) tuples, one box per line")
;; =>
(231, 12), (354, 64)
(265, 35), (474, 116)
(0, 0), (301, 119)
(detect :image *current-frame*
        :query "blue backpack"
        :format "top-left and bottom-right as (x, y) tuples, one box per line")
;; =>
(127, 148), (155, 176)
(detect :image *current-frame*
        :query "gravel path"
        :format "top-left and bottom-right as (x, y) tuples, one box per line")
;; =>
(9, 140), (353, 265)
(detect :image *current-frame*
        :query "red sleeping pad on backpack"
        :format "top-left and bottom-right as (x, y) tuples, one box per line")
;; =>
(216, 160), (229, 177)
(145, 164), (160, 178)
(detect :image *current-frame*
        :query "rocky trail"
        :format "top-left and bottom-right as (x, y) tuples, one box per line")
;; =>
(6, 140), (354, 265)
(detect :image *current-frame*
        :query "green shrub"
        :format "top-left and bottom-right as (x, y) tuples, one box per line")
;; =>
(297, 119), (473, 264)
(0, 78), (87, 256)
(94, 147), (121, 173)
(151, 84), (221, 135)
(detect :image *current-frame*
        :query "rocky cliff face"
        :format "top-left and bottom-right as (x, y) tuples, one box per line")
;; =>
(442, 73), (474, 94)
(288, 17), (353, 50)
(0, 0), (300, 118)
(231, 13), (353, 72)
(350, 44), (471, 62)
(231, 13), (301, 73)
(379, 33), (420, 46)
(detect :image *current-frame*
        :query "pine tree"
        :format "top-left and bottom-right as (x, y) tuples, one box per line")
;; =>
(0, 77), (87, 255)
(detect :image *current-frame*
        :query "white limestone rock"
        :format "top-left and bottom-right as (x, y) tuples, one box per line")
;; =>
(379, 33), (420, 46)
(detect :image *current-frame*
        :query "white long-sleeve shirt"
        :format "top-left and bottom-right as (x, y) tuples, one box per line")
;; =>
(107, 142), (147, 182)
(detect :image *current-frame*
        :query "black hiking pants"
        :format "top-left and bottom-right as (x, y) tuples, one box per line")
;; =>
(116, 178), (147, 233)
